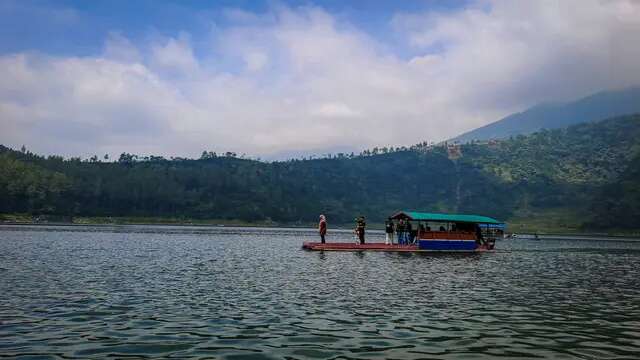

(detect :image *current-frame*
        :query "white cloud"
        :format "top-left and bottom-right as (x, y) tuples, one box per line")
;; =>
(243, 51), (268, 72)
(150, 34), (199, 76)
(103, 32), (142, 63)
(394, 0), (640, 110)
(0, 53), (192, 157)
(313, 102), (361, 118)
(1, 1), (640, 159)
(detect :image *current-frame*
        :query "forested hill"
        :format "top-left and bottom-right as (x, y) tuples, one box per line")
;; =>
(1, 114), (640, 231)
(451, 87), (640, 143)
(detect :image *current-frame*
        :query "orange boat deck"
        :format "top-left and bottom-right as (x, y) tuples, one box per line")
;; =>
(302, 242), (419, 251)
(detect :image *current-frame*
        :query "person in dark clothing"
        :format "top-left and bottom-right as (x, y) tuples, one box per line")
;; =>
(406, 221), (414, 244)
(356, 216), (366, 244)
(396, 219), (406, 245)
(318, 214), (327, 243)
(385, 218), (395, 245)
(475, 224), (485, 245)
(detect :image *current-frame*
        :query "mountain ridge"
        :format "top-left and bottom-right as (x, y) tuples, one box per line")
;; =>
(451, 86), (640, 143)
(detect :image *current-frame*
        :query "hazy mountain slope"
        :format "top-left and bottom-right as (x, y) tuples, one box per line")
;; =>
(451, 87), (640, 143)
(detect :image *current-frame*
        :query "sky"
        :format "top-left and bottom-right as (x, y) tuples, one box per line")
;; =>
(1, 0), (639, 159)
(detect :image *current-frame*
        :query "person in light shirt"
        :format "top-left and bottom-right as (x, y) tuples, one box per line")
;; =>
(318, 215), (327, 244)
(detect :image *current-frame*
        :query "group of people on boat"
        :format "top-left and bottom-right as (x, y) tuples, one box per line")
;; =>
(317, 214), (496, 247)
(385, 218), (448, 245)
(384, 218), (417, 245)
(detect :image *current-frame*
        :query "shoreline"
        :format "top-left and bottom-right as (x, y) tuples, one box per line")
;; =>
(0, 221), (374, 233)
(1, 218), (639, 239)
(0, 214), (357, 231)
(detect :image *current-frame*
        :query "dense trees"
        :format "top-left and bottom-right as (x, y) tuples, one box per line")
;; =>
(1, 114), (639, 229)
(0, 153), (71, 214)
(587, 154), (640, 229)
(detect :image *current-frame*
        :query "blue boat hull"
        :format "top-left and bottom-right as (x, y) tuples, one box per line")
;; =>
(418, 239), (477, 251)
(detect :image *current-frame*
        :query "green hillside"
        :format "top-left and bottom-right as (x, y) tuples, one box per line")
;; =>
(2, 114), (640, 232)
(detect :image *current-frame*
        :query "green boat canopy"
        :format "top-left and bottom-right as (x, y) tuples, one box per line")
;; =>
(390, 211), (502, 224)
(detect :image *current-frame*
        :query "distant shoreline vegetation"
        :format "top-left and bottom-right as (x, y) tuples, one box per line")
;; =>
(1, 214), (639, 238)
(1, 114), (639, 233)
(0, 213), (277, 227)
(0, 213), (382, 231)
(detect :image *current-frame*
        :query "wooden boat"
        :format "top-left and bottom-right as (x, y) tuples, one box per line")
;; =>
(303, 211), (505, 253)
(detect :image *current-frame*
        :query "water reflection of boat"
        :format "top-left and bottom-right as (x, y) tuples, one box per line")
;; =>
(303, 211), (505, 252)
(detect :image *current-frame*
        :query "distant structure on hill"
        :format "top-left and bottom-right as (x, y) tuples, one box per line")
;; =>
(447, 143), (462, 160)
(451, 86), (640, 143)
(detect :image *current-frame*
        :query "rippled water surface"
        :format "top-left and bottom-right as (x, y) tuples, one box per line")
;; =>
(2, 225), (640, 359)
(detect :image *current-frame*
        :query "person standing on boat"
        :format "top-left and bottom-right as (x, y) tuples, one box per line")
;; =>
(396, 219), (406, 245)
(318, 214), (327, 244)
(356, 216), (366, 244)
(475, 224), (485, 246)
(406, 220), (414, 244)
(385, 218), (395, 245)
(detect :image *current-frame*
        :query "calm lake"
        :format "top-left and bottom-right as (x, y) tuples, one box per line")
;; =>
(1, 225), (640, 359)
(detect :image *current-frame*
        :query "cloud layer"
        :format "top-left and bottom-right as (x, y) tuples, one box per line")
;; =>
(1, 0), (640, 159)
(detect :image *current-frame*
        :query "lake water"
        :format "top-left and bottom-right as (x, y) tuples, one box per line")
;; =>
(1, 225), (640, 359)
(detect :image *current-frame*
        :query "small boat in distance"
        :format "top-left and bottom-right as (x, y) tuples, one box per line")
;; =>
(509, 233), (540, 240)
(303, 211), (505, 252)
